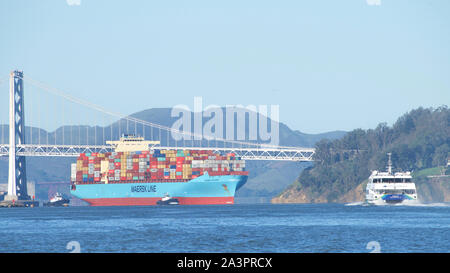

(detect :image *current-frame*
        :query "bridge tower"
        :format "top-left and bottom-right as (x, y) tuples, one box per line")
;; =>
(5, 70), (29, 201)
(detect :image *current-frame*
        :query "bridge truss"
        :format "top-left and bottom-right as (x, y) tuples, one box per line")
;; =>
(0, 144), (315, 161)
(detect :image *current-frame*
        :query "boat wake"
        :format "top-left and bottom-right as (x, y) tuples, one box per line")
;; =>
(345, 202), (366, 206)
(345, 201), (450, 207)
(399, 202), (450, 207)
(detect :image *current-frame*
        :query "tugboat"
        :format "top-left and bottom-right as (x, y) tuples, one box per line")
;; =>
(157, 193), (179, 205)
(44, 193), (70, 207)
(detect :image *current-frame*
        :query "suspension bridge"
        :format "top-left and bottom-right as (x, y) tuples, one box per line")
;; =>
(0, 70), (315, 203)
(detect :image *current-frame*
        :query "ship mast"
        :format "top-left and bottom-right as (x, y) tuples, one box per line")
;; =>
(387, 153), (392, 174)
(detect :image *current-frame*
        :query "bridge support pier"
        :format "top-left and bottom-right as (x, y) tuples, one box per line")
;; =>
(5, 70), (30, 201)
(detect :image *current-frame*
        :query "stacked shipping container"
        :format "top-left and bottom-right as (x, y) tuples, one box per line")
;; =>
(72, 150), (247, 184)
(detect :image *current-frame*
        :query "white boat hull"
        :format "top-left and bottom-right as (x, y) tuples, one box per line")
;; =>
(366, 198), (419, 206)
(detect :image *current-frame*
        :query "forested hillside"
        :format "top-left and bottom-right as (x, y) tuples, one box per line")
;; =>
(273, 106), (450, 203)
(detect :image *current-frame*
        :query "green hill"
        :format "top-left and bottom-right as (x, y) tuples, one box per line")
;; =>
(413, 167), (450, 203)
(272, 106), (450, 203)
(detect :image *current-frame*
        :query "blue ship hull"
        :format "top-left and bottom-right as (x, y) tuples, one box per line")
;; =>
(70, 173), (247, 206)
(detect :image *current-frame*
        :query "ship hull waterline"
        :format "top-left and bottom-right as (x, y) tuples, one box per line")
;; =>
(71, 173), (247, 206)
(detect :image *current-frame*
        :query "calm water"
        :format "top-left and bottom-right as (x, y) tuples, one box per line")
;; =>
(0, 203), (449, 253)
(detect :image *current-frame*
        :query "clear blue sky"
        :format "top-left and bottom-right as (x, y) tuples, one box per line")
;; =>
(0, 0), (449, 133)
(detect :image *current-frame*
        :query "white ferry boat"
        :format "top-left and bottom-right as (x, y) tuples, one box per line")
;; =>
(365, 153), (418, 205)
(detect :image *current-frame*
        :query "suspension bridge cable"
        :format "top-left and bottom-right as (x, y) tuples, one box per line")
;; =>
(21, 75), (302, 149)
(38, 83), (40, 145)
(62, 97), (64, 145)
(29, 84), (32, 144)
(110, 116), (113, 142)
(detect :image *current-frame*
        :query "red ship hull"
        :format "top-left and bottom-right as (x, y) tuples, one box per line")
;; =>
(82, 196), (234, 206)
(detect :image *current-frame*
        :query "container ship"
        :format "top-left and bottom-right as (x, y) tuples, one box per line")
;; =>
(70, 135), (248, 206)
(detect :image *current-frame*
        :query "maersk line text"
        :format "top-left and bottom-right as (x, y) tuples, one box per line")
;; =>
(177, 257), (272, 270)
